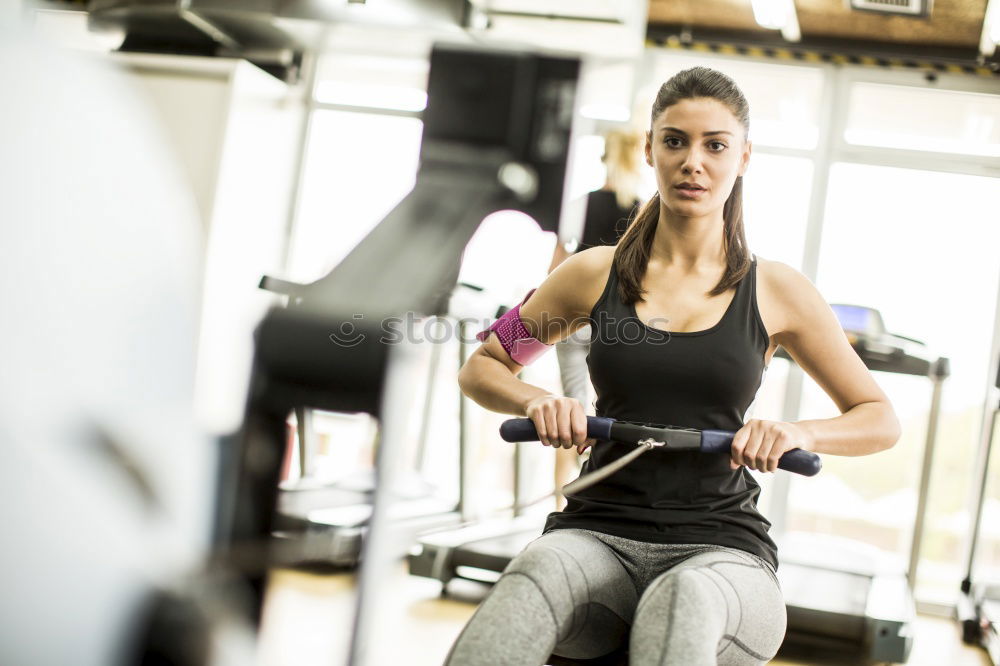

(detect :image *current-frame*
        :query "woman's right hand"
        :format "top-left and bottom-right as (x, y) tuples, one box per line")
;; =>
(524, 394), (596, 454)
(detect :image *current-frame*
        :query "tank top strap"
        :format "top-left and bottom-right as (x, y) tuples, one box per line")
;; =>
(733, 253), (769, 347)
(587, 252), (624, 321)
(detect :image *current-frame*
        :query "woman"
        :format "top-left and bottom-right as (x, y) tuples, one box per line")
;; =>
(549, 128), (643, 508)
(449, 67), (900, 666)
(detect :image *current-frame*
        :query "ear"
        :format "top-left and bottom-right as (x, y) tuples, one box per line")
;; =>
(644, 131), (653, 167)
(738, 139), (752, 177)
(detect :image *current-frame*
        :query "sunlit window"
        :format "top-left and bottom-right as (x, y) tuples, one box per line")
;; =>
(286, 110), (423, 283)
(648, 51), (823, 150)
(793, 162), (1000, 603)
(845, 82), (1000, 157)
(314, 53), (429, 112)
(743, 153), (813, 270)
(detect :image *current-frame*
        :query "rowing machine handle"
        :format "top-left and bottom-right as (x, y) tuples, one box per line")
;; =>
(500, 416), (822, 477)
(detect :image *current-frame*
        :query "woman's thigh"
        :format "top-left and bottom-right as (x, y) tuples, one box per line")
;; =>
(631, 548), (786, 666)
(510, 529), (639, 659)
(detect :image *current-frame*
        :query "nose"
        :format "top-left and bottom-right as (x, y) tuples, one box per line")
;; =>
(679, 144), (705, 175)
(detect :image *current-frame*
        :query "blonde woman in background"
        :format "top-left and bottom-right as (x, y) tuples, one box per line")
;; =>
(548, 128), (644, 507)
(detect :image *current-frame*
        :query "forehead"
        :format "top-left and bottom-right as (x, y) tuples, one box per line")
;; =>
(652, 97), (741, 133)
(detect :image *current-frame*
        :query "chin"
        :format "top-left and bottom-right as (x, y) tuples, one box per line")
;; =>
(667, 202), (720, 220)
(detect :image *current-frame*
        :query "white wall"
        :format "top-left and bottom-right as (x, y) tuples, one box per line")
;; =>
(117, 54), (306, 434)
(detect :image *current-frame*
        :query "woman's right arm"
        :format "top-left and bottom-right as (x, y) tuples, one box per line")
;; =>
(458, 247), (611, 449)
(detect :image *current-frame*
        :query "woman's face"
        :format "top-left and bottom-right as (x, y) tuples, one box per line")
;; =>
(644, 97), (751, 219)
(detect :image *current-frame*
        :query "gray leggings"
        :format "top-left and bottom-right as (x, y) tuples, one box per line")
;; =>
(444, 529), (786, 666)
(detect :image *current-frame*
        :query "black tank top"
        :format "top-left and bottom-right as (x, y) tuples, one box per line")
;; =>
(543, 254), (779, 570)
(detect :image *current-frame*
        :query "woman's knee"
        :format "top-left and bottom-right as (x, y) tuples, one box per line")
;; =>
(636, 567), (719, 619)
(503, 532), (638, 645)
(632, 560), (785, 665)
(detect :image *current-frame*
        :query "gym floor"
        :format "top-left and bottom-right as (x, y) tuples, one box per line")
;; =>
(258, 563), (992, 666)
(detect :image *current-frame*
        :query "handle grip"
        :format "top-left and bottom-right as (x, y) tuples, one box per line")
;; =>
(500, 418), (822, 477)
(702, 429), (822, 476)
(499, 416), (615, 443)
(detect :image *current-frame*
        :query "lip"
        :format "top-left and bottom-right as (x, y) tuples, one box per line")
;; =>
(674, 184), (706, 198)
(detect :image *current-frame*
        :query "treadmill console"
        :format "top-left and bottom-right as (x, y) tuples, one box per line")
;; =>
(777, 303), (946, 379)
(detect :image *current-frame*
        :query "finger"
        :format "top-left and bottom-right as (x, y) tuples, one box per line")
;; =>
(528, 408), (549, 446)
(545, 403), (559, 447)
(768, 432), (789, 473)
(556, 401), (573, 448)
(578, 437), (596, 455)
(570, 402), (588, 447)
(731, 424), (752, 468)
(755, 431), (777, 472)
(530, 404), (552, 446)
(743, 425), (765, 470)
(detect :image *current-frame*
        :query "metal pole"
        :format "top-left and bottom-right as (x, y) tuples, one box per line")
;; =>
(414, 317), (445, 472)
(965, 408), (1000, 591)
(769, 63), (842, 540)
(349, 337), (423, 666)
(962, 267), (1000, 587)
(458, 319), (471, 521)
(277, 41), (321, 274)
(513, 442), (524, 518)
(908, 360), (947, 588)
(294, 406), (314, 478)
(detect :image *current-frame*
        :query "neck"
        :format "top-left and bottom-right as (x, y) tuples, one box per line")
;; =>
(649, 202), (727, 275)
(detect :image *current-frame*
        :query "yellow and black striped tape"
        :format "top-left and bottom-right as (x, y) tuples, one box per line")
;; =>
(648, 35), (999, 78)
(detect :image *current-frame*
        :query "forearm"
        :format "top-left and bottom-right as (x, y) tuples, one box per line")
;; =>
(798, 401), (901, 456)
(458, 354), (552, 416)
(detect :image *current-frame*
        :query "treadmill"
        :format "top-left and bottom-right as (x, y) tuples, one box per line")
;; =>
(410, 303), (949, 664)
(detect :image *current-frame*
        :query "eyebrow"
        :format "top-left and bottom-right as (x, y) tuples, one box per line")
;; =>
(660, 127), (734, 137)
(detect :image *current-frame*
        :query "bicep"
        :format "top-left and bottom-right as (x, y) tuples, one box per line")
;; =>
(776, 271), (890, 413)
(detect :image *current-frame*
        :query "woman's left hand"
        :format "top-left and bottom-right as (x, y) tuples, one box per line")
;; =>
(730, 419), (815, 472)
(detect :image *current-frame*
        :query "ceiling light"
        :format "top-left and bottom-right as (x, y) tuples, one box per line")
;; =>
(751, 0), (787, 29)
(985, 0), (1000, 56)
(750, 0), (801, 42)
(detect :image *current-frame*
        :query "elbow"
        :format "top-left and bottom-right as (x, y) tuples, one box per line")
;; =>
(881, 405), (902, 452)
(457, 361), (473, 398)
(457, 358), (480, 401)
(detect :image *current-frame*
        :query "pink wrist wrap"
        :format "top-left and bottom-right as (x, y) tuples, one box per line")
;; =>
(476, 289), (552, 366)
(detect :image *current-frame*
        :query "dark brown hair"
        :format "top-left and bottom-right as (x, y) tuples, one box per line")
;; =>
(614, 67), (751, 303)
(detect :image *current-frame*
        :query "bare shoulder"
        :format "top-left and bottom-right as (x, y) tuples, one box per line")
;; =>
(754, 256), (829, 343)
(563, 244), (616, 281)
(542, 244), (615, 316)
(518, 245), (614, 344)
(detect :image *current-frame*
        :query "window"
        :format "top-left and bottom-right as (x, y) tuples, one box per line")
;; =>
(844, 82), (1000, 157)
(314, 53), (429, 112)
(791, 162), (1000, 602)
(286, 110), (423, 283)
(743, 153), (813, 270)
(648, 51), (824, 150)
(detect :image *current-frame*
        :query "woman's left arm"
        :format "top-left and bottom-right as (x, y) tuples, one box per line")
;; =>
(731, 262), (902, 472)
